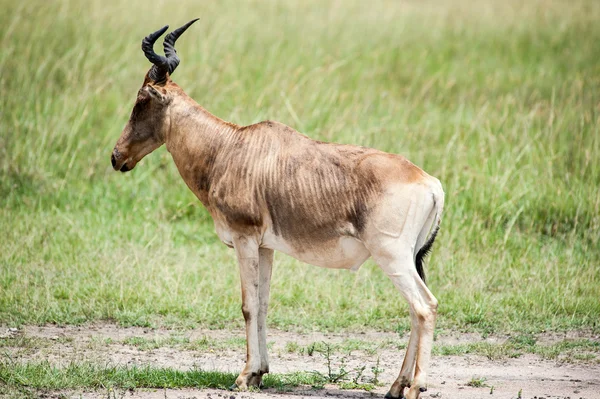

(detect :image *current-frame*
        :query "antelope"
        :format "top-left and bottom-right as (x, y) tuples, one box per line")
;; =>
(111, 19), (444, 399)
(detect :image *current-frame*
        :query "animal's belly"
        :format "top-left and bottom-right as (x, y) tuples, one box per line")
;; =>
(262, 233), (371, 270)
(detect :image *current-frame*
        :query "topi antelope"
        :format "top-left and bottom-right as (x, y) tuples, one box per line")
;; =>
(111, 19), (444, 399)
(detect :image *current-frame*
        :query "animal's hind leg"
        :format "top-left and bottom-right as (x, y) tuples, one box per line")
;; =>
(385, 308), (419, 398)
(373, 245), (438, 399)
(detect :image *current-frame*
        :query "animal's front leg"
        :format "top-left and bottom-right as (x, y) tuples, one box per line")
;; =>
(257, 248), (274, 376)
(232, 235), (262, 390)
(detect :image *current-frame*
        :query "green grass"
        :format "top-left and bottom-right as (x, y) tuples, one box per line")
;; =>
(1, 0), (599, 334)
(277, 336), (600, 363)
(5, 332), (596, 366)
(432, 338), (600, 362)
(0, 361), (329, 396)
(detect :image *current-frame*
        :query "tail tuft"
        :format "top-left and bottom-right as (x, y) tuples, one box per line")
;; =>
(415, 225), (439, 285)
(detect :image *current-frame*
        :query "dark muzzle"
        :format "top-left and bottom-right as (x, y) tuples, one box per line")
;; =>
(111, 149), (130, 172)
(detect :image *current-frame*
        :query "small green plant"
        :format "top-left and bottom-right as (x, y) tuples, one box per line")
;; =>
(320, 343), (349, 383)
(306, 341), (385, 388)
(371, 356), (383, 386)
(307, 342), (316, 357)
(467, 377), (488, 388)
(395, 322), (411, 336)
(517, 388), (522, 398)
(285, 341), (300, 354)
(352, 365), (366, 384)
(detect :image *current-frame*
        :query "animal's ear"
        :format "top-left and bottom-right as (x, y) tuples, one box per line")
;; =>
(145, 84), (169, 104)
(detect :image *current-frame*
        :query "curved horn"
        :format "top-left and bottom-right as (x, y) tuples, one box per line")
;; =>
(142, 25), (170, 82)
(163, 18), (199, 75)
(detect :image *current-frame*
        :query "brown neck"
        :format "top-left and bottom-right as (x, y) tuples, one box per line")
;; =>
(165, 91), (239, 204)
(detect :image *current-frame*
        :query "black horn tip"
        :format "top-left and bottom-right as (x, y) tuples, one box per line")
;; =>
(179, 18), (200, 31)
(144, 25), (169, 42)
(165, 18), (199, 44)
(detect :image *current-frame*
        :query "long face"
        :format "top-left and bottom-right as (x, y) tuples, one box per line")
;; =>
(111, 77), (171, 172)
(111, 19), (198, 172)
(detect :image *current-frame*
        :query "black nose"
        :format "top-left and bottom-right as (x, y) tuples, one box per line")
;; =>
(111, 153), (117, 168)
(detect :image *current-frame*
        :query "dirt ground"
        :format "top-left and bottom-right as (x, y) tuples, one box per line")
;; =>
(3, 324), (600, 399)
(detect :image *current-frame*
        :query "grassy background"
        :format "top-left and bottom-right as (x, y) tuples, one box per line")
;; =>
(1, 0), (599, 334)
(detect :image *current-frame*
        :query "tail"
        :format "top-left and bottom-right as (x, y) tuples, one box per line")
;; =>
(415, 180), (444, 284)
(415, 224), (439, 284)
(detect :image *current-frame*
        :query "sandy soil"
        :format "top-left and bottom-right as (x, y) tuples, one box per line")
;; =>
(2, 324), (599, 399)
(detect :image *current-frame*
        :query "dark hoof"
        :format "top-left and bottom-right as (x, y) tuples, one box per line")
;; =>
(384, 392), (404, 399)
(229, 383), (238, 391)
(419, 387), (427, 392)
